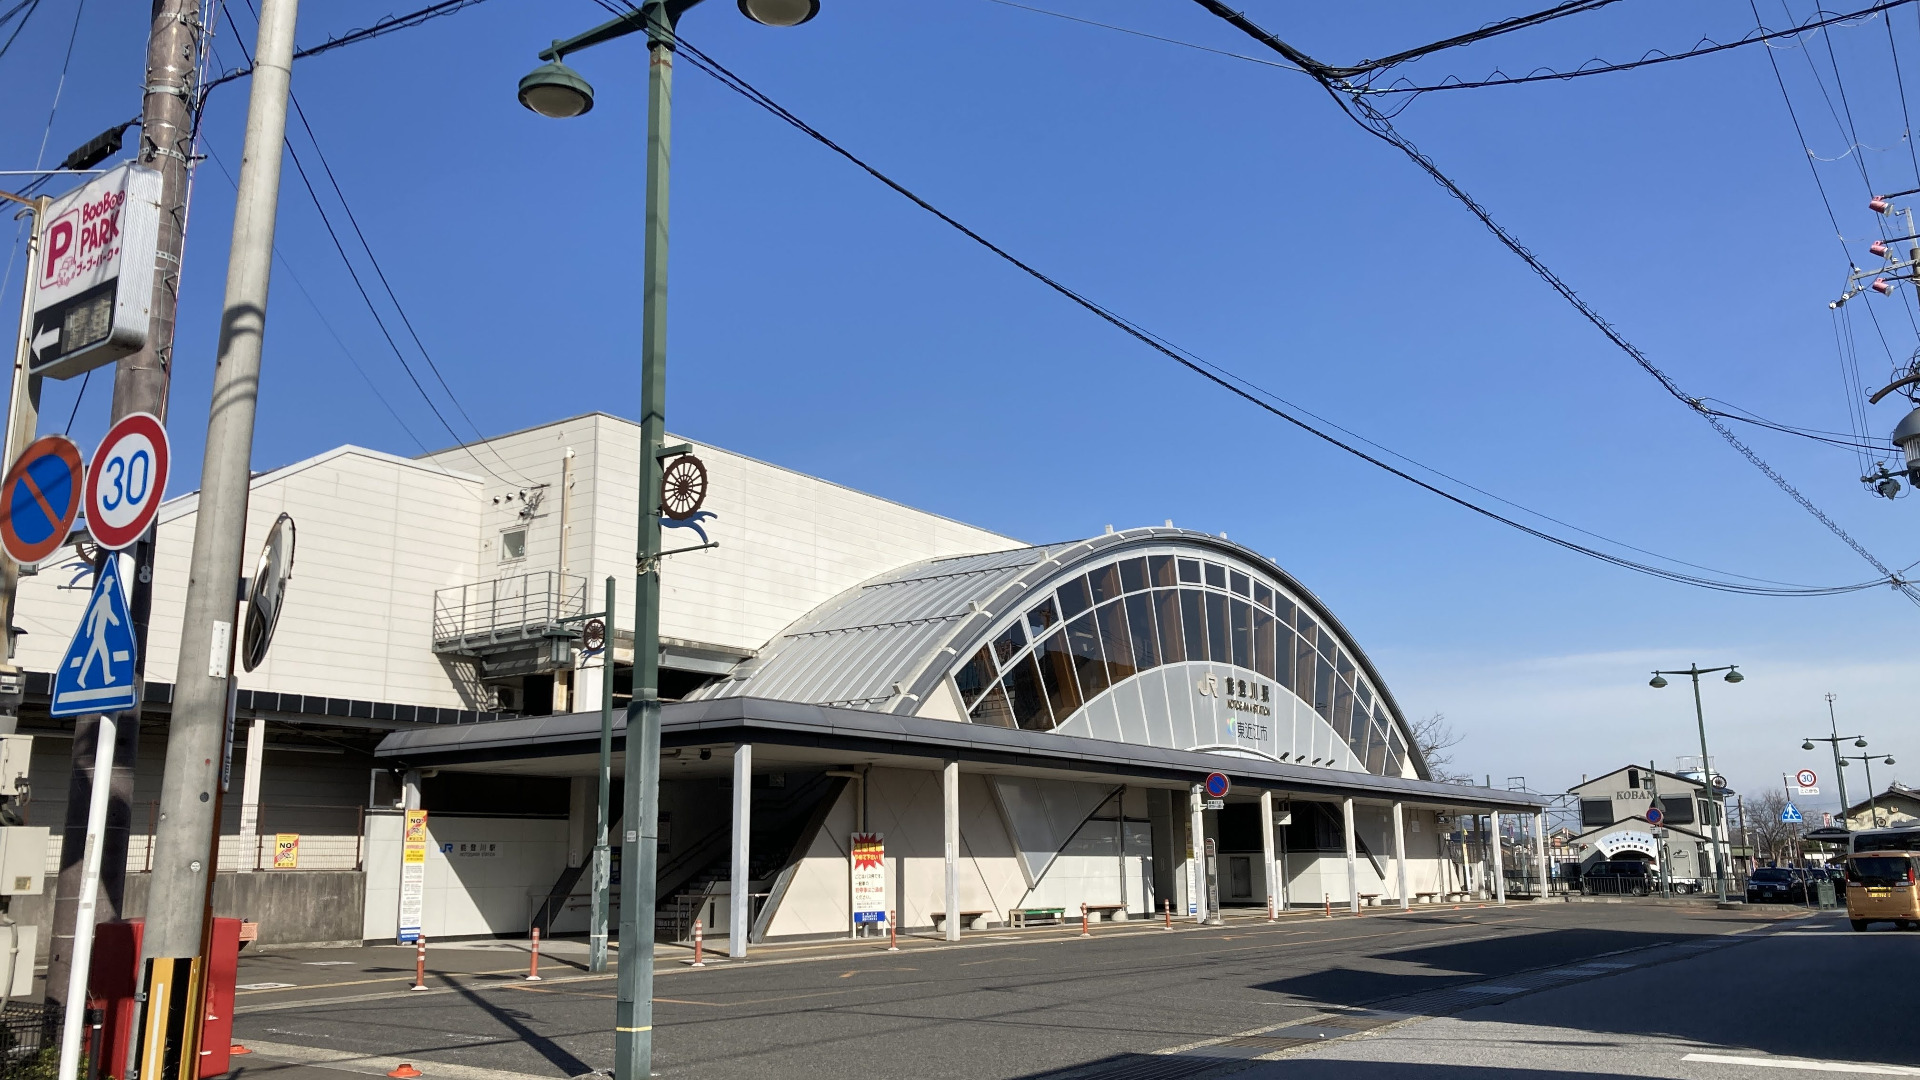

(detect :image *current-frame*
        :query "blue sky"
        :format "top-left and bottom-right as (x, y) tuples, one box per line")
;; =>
(2, 0), (1916, 817)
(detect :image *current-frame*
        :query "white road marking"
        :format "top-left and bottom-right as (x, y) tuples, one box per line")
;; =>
(238, 1039), (559, 1080)
(1683, 1053), (1920, 1075)
(236, 982), (296, 990)
(304, 961), (355, 966)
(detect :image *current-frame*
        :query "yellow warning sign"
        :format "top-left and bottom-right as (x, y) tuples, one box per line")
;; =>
(273, 833), (299, 868)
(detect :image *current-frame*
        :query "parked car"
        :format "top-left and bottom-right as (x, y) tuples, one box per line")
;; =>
(1745, 867), (1806, 903)
(1582, 861), (1653, 896)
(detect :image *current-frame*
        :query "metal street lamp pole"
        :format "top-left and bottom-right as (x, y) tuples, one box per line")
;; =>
(1839, 751), (1896, 828)
(1801, 693), (1860, 822)
(1649, 663), (1741, 903)
(516, 3), (817, 1075)
(590, 575), (615, 974)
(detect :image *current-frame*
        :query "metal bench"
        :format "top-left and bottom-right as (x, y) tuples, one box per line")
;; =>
(1008, 907), (1064, 928)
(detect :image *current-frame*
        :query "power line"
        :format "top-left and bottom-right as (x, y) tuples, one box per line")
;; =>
(200, 0), (498, 97)
(659, 30), (1885, 598)
(1185, 0), (1918, 604)
(219, 3), (523, 486)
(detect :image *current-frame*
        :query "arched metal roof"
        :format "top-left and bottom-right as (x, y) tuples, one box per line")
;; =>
(689, 527), (1429, 779)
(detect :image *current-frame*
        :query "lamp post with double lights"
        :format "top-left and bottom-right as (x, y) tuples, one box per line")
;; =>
(515, 3), (820, 1078)
(1839, 748), (1898, 828)
(1649, 663), (1743, 902)
(1802, 693), (1862, 822)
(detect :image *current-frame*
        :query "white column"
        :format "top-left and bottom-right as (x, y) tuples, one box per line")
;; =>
(1343, 797), (1358, 914)
(237, 716), (267, 869)
(943, 761), (960, 942)
(1491, 810), (1506, 905)
(1189, 786), (1207, 923)
(574, 659), (604, 717)
(403, 769), (423, 810)
(1258, 790), (1277, 916)
(1393, 801), (1408, 910)
(1535, 811), (1549, 899)
(730, 743), (751, 958)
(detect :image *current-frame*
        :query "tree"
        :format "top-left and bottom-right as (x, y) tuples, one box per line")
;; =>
(1742, 789), (1810, 864)
(1412, 712), (1473, 784)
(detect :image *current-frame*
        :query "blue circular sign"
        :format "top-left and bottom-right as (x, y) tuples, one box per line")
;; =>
(0, 435), (83, 564)
(1205, 772), (1230, 799)
(1645, 806), (1664, 827)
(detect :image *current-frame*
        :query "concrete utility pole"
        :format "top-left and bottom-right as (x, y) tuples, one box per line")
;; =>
(43, 0), (202, 1013)
(134, 0), (296, 1070)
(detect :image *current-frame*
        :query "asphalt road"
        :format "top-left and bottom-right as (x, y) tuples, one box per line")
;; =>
(220, 900), (1900, 1080)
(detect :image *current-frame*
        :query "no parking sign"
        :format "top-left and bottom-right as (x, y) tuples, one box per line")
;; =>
(0, 435), (83, 564)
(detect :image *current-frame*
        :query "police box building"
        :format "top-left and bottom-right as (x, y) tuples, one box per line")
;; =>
(14, 414), (1547, 950)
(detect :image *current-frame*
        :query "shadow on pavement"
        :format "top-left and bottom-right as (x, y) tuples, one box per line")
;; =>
(1005, 1054), (1652, 1080)
(1250, 928), (1702, 1008)
(447, 981), (594, 1078)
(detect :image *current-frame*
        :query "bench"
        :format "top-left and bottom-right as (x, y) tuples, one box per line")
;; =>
(1414, 892), (1439, 905)
(932, 910), (989, 932)
(1009, 907), (1065, 928)
(1358, 893), (1381, 908)
(1442, 891), (1472, 903)
(1085, 903), (1126, 923)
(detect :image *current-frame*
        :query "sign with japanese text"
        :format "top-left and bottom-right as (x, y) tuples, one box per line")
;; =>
(273, 833), (299, 869)
(398, 809), (428, 942)
(29, 163), (162, 380)
(850, 832), (886, 925)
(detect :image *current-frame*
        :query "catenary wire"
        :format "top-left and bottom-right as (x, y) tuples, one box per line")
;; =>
(200, 0), (497, 96)
(653, 30), (1884, 598)
(1184, 0), (1918, 603)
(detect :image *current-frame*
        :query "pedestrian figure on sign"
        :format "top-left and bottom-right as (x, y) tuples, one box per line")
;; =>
(77, 586), (123, 686)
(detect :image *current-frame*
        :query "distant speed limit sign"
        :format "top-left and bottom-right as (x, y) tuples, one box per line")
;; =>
(84, 412), (168, 550)
(1796, 768), (1818, 789)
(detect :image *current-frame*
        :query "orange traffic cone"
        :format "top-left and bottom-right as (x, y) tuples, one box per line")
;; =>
(230, 1045), (252, 1056)
(388, 1065), (424, 1078)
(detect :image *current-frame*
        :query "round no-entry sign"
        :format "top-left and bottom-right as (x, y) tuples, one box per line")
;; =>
(85, 412), (169, 551)
(1205, 772), (1231, 799)
(0, 435), (83, 564)
(1796, 768), (1818, 789)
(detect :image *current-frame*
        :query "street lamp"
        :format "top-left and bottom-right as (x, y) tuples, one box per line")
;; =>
(1649, 663), (1742, 902)
(516, 3), (817, 1078)
(1839, 750), (1898, 828)
(1801, 693), (1863, 820)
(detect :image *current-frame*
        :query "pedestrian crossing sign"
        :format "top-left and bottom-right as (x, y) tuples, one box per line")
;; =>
(1781, 803), (1803, 824)
(50, 555), (138, 717)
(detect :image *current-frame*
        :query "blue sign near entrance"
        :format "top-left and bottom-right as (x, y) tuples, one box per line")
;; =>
(1205, 772), (1230, 799)
(50, 555), (138, 717)
(1645, 806), (1664, 827)
(0, 435), (83, 565)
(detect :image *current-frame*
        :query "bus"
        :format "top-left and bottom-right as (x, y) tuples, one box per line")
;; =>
(1850, 824), (1920, 854)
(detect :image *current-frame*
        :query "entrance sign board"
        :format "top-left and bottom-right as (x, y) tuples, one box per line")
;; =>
(84, 412), (168, 550)
(397, 809), (429, 942)
(29, 164), (163, 380)
(850, 832), (886, 924)
(50, 555), (137, 717)
(0, 435), (83, 564)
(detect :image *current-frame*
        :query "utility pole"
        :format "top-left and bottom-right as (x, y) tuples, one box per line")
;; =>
(43, 0), (202, 1014)
(1801, 695), (1861, 829)
(589, 575), (613, 974)
(131, 1), (295, 1074)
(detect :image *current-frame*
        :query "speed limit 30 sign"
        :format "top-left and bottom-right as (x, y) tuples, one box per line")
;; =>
(85, 412), (169, 550)
(1795, 768), (1818, 789)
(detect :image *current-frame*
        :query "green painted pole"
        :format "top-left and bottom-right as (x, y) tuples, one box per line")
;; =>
(590, 574), (615, 973)
(615, 5), (673, 1076)
(1687, 667), (1727, 903)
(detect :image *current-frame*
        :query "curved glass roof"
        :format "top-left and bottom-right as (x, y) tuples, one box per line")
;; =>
(690, 528), (1425, 779)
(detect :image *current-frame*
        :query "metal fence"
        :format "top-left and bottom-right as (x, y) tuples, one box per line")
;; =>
(0, 1002), (59, 1080)
(432, 572), (586, 651)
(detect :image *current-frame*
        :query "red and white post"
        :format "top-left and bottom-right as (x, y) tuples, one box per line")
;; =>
(691, 918), (706, 968)
(1080, 902), (1090, 937)
(887, 911), (899, 952)
(526, 925), (543, 981)
(1162, 899), (1171, 930)
(409, 937), (428, 991)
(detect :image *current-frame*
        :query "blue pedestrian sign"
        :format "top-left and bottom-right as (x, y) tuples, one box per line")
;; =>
(50, 556), (138, 717)
(1781, 802), (1803, 825)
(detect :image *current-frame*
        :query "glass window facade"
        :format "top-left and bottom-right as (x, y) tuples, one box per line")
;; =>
(953, 549), (1412, 776)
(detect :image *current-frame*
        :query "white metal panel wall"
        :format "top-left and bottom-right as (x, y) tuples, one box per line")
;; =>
(14, 448), (485, 708)
(361, 812), (568, 941)
(425, 414), (1022, 657)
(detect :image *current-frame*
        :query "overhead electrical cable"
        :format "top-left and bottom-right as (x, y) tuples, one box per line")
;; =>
(200, 0), (497, 97)
(652, 29), (1883, 598)
(0, 0), (40, 62)
(220, 4), (523, 485)
(1185, 0), (1917, 604)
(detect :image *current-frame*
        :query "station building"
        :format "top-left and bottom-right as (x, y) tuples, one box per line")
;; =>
(13, 414), (1548, 950)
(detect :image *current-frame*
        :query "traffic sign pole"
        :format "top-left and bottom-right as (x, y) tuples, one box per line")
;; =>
(0, 191), (52, 729)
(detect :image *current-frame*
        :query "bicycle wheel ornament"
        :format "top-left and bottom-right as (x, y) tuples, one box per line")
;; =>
(661, 455), (709, 520)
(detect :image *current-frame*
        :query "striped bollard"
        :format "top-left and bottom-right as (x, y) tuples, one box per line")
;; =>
(691, 918), (706, 968)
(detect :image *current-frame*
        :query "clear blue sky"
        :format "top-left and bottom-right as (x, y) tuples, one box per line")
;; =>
(2, 0), (1915, 816)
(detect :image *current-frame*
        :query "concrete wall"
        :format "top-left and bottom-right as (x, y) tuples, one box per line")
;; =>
(11, 869), (366, 959)
(362, 812), (568, 941)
